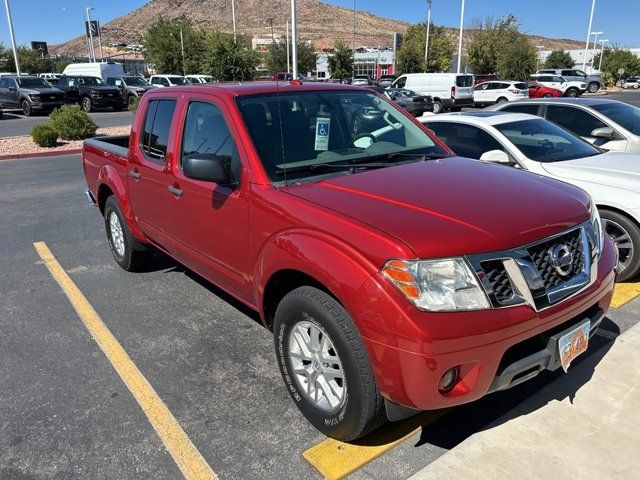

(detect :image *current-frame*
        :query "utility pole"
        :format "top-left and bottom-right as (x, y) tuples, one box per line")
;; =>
(86, 7), (96, 62)
(582, 0), (596, 70)
(424, 0), (432, 70)
(590, 31), (603, 68)
(96, 21), (105, 61)
(598, 39), (609, 71)
(3, 0), (21, 76)
(290, 0), (298, 78)
(352, 0), (356, 77)
(231, 0), (237, 43)
(268, 17), (275, 44)
(179, 26), (185, 75)
(286, 18), (291, 73)
(456, 0), (465, 73)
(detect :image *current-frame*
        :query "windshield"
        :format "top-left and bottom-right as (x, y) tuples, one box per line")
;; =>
(592, 102), (640, 135)
(17, 77), (52, 88)
(495, 118), (600, 162)
(237, 90), (446, 184)
(79, 77), (105, 86)
(123, 76), (150, 86)
(168, 76), (187, 85)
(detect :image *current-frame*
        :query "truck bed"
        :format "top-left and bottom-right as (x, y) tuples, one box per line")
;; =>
(83, 135), (131, 201)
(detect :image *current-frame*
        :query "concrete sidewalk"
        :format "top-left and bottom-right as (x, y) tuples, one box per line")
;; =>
(411, 322), (640, 480)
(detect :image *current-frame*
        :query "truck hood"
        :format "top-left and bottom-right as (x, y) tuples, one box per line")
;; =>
(285, 157), (590, 258)
(541, 151), (640, 193)
(23, 87), (63, 95)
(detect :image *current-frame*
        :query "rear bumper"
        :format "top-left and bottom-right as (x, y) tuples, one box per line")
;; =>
(351, 236), (617, 411)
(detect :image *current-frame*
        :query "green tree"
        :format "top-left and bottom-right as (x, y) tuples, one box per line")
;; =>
(200, 32), (259, 81)
(466, 15), (520, 74)
(496, 34), (537, 81)
(593, 47), (640, 80)
(144, 17), (206, 75)
(0, 44), (54, 73)
(266, 39), (317, 76)
(396, 23), (454, 74)
(543, 50), (575, 69)
(328, 41), (352, 80)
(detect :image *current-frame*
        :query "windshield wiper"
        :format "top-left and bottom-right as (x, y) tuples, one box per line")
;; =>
(384, 151), (454, 161)
(276, 162), (391, 175)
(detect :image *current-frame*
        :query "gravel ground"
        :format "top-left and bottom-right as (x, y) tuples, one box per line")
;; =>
(0, 127), (130, 157)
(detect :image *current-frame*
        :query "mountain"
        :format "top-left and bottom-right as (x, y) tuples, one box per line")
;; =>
(52, 0), (584, 57)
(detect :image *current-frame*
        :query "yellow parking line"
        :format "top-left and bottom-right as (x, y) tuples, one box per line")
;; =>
(303, 409), (448, 480)
(611, 281), (640, 309)
(33, 242), (218, 480)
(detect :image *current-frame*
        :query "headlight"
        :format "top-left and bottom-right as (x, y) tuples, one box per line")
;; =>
(589, 201), (604, 261)
(29, 94), (40, 101)
(90, 91), (101, 98)
(382, 258), (490, 312)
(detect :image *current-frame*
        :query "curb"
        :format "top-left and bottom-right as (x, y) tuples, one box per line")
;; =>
(0, 148), (82, 161)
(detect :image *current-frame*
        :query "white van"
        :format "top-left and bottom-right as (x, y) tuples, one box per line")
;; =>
(62, 62), (126, 81)
(390, 73), (475, 113)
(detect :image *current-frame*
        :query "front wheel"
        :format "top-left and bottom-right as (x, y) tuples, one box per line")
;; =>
(565, 88), (579, 98)
(273, 286), (385, 441)
(81, 96), (93, 112)
(21, 100), (33, 116)
(601, 210), (640, 282)
(432, 100), (444, 114)
(104, 196), (150, 271)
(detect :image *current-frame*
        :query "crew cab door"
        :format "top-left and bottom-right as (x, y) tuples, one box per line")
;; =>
(0, 78), (19, 107)
(128, 96), (179, 250)
(163, 96), (250, 299)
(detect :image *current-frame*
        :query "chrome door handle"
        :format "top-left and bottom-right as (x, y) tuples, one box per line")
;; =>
(130, 170), (141, 180)
(168, 185), (183, 197)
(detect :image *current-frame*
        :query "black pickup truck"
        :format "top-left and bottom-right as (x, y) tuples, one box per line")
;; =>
(106, 76), (155, 106)
(57, 75), (123, 112)
(0, 75), (66, 116)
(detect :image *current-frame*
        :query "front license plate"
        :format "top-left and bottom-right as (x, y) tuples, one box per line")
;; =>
(558, 322), (590, 372)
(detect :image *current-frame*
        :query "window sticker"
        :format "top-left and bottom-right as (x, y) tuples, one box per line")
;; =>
(315, 117), (331, 151)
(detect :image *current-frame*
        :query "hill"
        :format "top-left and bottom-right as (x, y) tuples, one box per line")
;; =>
(52, 0), (585, 57)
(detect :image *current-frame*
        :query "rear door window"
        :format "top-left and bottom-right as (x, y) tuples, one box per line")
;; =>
(499, 104), (542, 116)
(456, 75), (474, 87)
(425, 122), (506, 160)
(546, 105), (607, 137)
(140, 99), (177, 163)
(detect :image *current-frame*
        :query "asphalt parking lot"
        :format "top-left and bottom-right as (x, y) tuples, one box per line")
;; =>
(0, 109), (132, 138)
(1, 152), (639, 480)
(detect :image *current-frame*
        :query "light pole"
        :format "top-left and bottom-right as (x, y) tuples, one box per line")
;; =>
(582, 0), (596, 70)
(290, 0), (298, 78)
(179, 25), (185, 75)
(424, 0), (432, 71)
(456, 0), (465, 73)
(231, 0), (237, 43)
(536, 45), (545, 70)
(590, 31), (603, 68)
(598, 39), (609, 71)
(286, 17), (291, 73)
(3, 0), (20, 76)
(86, 7), (96, 62)
(352, 0), (356, 77)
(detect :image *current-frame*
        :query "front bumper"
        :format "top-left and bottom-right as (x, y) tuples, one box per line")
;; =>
(352, 235), (617, 412)
(92, 96), (122, 107)
(31, 100), (66, 111)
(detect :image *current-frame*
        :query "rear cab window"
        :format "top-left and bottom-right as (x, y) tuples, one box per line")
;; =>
(140, 98), (177, 163)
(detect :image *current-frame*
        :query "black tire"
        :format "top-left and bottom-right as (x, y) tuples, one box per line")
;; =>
(600, 209), (640, 282)
(81, 96), (93, 112)
(21, 99), (33, 117)
(565, 88), (579, 98)
(432, 100), (444, 114)
(127, 95), (137, 106)
(273, 286), (385, 441)
(104, 196), (150, 271)
(587, 82), (600, 94)
(543, 93), (553, 98)
(496, 97), (508, 104)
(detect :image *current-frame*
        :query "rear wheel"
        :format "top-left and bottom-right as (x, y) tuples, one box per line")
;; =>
(543, 93), (553, 98)
(21, 100), (33, 117)
(273, 286), (385, 441)
(432, 100), (444, 114)
(496, 97), (508, 104)
(600, 209), (640, 282)
(104, 196), (150, 271)
(587, 82), (600, 94)
(127, 95), (137, 106)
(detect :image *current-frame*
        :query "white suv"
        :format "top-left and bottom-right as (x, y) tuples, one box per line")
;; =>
(149, 75), (188, 87)
(473, 81), (529, 106)
(529, 74), (586, 97)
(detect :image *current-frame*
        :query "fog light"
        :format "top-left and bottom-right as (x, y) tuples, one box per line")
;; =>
(438, 367), (459, 393)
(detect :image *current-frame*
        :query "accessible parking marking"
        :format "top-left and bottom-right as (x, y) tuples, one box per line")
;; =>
(303, 409), (448, 480)
(33, 241), (218, 480)
(611, 281), (640, 309)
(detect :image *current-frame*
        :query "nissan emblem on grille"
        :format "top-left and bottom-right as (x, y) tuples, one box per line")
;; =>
(549, 244), (574, 276)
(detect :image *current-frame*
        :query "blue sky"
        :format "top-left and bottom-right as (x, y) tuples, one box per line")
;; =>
(0, 0), (638, 48)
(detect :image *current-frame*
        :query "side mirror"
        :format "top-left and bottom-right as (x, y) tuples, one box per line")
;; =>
(590, 126), (616, 140)
(480, 149), (510, 163)
(8, 87), (16, 92)
(183, 154), (233, 185)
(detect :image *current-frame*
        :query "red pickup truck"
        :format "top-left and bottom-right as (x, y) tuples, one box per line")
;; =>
(83, 81), (617, 441)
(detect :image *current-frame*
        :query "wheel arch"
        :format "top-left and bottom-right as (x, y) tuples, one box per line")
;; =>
(597, 204), (640, 228)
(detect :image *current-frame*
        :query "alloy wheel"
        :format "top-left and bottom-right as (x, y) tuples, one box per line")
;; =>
(288, 319), (346, 412)
(109, 211), (125, 258)
(603, 218), (635, 274)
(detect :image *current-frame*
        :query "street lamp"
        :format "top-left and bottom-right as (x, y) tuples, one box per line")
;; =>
(424, 0), (432, 71)
(456, 0), (465, 74)
(290, 0), (298, 78)
(86, 7), (96, 62)
(3, 0), (20, 76)
(582, 0), (596, 70)
(598, 39), (609, 71)
(231, 0), (237, 43)
(286, 17), (291, 73)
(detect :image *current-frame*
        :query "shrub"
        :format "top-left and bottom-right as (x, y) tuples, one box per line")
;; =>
(49, 104), (98, 140)
(30, 124), (58, 147)
(129, 96), (141, 116)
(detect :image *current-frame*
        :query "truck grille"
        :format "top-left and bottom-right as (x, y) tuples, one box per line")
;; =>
(481, 260), (514, 302)
(527, 229), (584, 289)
